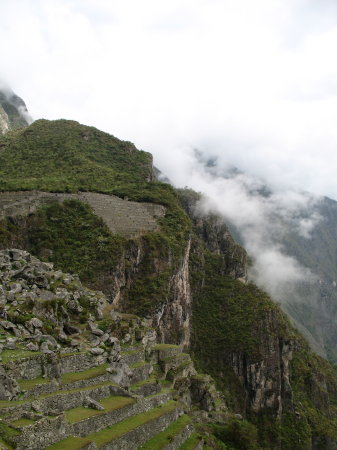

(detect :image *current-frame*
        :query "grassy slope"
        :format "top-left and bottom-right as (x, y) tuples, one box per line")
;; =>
(0, 119), (153, 192)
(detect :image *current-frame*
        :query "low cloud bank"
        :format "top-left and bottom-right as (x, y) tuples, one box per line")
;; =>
(166, 150), (320, 303)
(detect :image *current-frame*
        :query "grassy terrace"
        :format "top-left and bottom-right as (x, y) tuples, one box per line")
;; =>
(130, 376), (157, 391)
(1, 349), (41, 363)
(46, 436), (93, 450)
(130, 361), (148, 369)
(87, 400), (178, 447)
(152, 344), (180, 350)
(17, 364), (110, 392)
(10, 418), (35, 428)
(65, 395), (135, 424)
(18, 377), (49, 391)
(180, 432), (203, 450)
(0, 381), (115, 410)
(61, 364), (110, 385)
(140, 414), (191, 449)
(40, 381), (114, 399)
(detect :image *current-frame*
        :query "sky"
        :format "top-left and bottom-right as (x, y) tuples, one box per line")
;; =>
(1, 0), (337, 301)
(1, 0), (337, 198)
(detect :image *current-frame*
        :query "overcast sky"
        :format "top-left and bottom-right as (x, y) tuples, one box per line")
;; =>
(1, 0), (337, 199)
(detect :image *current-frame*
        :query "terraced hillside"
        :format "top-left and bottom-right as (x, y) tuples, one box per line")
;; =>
(0, 249), (225, 449)
(0, 191), (165, 238)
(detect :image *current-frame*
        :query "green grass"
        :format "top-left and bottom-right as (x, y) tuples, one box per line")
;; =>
(61, 364), (109, 385)
(1, 349), (41, 363)
(130, 376), (157, 391)
(179, 432), (203, 450)
(18, 377), (49, 391)
(45, 436), (93, 450)
(0, 119), (153, 192)
(10, 418), (35, 428)
(130, 361), (148, 369)
(88, 400), (178, 446)
(40, 381), (113, 399)
(65, 395), (135, 424)
(0, 422), (20, 447)
(0, 437), (13, 449)
(121, 350), (138, 356)
(140, 414), (191, 449)
(0, 398), (27, 408)
(152, 344), (180, 350)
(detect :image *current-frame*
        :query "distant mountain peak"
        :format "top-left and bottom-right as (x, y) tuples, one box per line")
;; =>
(0, 84), (32, 134)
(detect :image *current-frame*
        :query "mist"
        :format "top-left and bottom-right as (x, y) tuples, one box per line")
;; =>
(167, 150), (320, 304)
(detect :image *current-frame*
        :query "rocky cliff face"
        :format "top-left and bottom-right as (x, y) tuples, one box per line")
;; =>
(0, 87), (31, 134)
(0, 104), (10, 134)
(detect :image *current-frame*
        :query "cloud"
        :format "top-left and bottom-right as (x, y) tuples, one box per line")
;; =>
(179, 158), (320, 303)
(1, 0), (337, 199)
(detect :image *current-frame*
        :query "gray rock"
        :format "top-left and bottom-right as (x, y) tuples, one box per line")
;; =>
(26, 342), (39, 351)
(83, 396), (105, 410)
(40, 341), (54, 354)
(0, 366), (20, 400)
(90, 347), (105, 355)
(5, 337), (17, 350)
(9, 282), (22, 294)
(28, 317), (43, 328)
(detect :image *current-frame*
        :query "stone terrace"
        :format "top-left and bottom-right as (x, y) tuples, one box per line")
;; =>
(0, 191), (166, 238)
(0, 344), (217, 449)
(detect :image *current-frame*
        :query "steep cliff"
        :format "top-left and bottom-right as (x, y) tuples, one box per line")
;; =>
(0, 87), (31, 133)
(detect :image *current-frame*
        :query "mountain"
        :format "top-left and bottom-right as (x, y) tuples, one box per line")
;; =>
(0, 86), (31, 134)
(194, 155), (337, 363)
(0, 106), (337, 447)
(279, 196), (337, 362)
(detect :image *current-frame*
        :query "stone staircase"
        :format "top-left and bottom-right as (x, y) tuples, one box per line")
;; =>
(0, 344), (213, 449)
(0, 191), (166, 238)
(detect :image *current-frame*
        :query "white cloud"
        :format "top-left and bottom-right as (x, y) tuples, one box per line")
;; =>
(1, 1), (337, 197)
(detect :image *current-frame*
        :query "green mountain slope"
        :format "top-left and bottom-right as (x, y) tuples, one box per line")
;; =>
(0, 119), (154, 191)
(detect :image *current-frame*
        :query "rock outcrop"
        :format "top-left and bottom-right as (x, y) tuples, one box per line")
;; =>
(0, 86), (31, 133)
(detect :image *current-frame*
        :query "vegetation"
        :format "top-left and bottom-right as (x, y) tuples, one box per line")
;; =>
(212, 419), (259, 450)
(10, 418), (35, 428)
(18, 377), (49, 391)
(179, 432), (203, 450)
(87, 400), (178, 445)
(65, 396), (134, 424)
(61, 364), (110, 385)
(45, 436), (93, 450)
(0, 119), (153, 192)
(140, 414), (191, 449)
